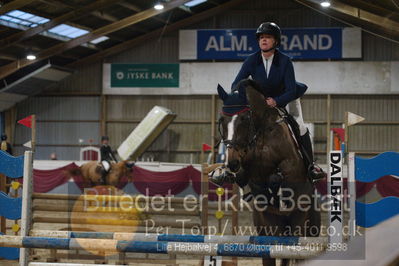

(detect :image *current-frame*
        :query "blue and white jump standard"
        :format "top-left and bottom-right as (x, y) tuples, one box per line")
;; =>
(0, 235), (325, 259)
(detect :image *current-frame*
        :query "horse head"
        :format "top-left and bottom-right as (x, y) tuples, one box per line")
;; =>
(217, 81), (251, 172)
(217, 79), (280, 173)
(107, 161), (134, 186)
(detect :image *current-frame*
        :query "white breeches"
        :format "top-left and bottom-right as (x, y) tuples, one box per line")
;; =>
(286, 98), (307, 136)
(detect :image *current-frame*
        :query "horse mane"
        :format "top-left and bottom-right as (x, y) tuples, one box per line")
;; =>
(235, 79), (278, 126)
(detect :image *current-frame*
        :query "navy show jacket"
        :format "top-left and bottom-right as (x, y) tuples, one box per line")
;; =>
(231, 49), (307, 107)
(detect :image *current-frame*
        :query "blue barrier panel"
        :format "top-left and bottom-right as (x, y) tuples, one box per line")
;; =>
(356, 197), (399, 227)
(0, 192), (22, 220)
(0, 233), (19, 260)
(0, 150), (24, 178)
(355, 152), (399, 182)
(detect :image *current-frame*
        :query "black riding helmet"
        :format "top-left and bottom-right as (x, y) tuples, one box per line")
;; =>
(255, 22), (281, 46)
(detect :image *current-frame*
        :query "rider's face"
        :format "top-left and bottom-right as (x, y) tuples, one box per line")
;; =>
(258, 34), (276, 51)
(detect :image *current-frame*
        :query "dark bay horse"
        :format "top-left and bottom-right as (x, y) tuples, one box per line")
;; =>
(217, 79), (320, 266)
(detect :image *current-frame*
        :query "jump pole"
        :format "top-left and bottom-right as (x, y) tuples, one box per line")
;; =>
(30, 230), (328, 246)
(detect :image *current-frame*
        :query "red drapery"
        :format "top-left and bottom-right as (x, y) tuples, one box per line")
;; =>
(375, 175), (399, 197)
(33, 163), (79, 193)
(31, 165), (399, 199)
(30, 163), (233, 200)
(314, 177), (399, 198)
(132, 166), (192, 196)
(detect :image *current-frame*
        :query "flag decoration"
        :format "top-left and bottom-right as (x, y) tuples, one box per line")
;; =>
(202, 143), (212, 152)
(17, 115), (33, 128)
(347, 112), (365, 126)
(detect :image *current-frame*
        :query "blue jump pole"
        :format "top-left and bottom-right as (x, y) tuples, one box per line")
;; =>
(30, 230), (328, 246)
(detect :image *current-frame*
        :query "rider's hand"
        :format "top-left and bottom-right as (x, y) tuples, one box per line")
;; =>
(266, 97), (277, 107)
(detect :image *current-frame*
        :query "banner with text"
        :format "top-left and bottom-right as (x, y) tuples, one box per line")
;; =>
(179, 27), (361, 60)
(107, 64), (179, 88)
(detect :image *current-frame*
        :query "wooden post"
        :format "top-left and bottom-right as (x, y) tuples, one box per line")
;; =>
(14, 184), (19, 236)
(232, 184), (239, 235)
(31, 115), (36, 153)
(326, 94), (332, 157)
(344, 111), (349, 154)
(200, 164), (209, 235)
(211, 94), (216, 163)
(101, 94), (107, 137)
(0, 173), (6, 234)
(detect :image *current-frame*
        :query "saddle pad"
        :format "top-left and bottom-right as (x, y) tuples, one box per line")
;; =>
(276, 109), (303, 158)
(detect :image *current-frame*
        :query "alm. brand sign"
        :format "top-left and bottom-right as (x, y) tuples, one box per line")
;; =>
(111, 64), (179, 87)
(179, 28), (361, 60)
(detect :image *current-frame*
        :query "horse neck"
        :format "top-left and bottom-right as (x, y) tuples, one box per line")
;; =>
(259, 107), (280, 128)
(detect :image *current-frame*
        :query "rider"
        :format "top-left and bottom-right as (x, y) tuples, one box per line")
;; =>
(100, 135), (118, 184)
(100, 136), (117, 162)
(227, 22), (325, 183)
(1, 134), (12, 155)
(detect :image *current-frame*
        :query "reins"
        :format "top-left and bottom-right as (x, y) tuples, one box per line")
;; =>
(218, 105), (285, 150)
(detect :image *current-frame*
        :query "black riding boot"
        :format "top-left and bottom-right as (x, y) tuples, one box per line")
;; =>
(300, 130), (326, 182)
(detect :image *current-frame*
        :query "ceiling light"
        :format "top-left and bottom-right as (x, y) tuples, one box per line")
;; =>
(184, 0), (207, 7)
(320, 1), (331, 7)
(154, 3), (164, 10)
(26, 53), (36, 60)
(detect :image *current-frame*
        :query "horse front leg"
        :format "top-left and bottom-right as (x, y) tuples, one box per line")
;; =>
(253, 210), (289, 266)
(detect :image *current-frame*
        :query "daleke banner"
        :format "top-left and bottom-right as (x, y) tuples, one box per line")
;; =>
(179, 27), (361, 60)
(109, 64), (179, 88)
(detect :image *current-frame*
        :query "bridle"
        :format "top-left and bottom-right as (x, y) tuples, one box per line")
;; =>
(218, 105), (258, 150)
(218, 105), (286, 151)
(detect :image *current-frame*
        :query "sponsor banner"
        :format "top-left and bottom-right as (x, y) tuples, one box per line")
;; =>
(109, 64), (179, 88)
(103, 61), (396, 95)
(328, 150), (343, 244)
(179, 27), (361, 60)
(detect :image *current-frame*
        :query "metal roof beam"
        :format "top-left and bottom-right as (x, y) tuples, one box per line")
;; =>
(118, 1), (168, 24)
(90, 11), (149, 34)
(340, 0), (399, 21)
(0, 0), (192, 79)
(0, 0), (118, 50)
(0, 0), (36, 15)
(295, 0), (399, 37)
(68, 0), (246, 68)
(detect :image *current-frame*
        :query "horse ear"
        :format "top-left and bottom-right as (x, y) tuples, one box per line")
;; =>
(217, 84), (228, 101)
(245, 83), (267, 122)
(238, 87), (246, 100)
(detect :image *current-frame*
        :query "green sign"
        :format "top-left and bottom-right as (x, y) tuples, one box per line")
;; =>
(111, 64), (179, 87)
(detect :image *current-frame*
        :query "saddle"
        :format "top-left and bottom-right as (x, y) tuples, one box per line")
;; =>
(277, 108), (302, 149)
(277, 108), (313, 165)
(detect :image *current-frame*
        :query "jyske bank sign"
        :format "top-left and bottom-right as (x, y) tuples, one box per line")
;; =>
(111, 64), (179, 87)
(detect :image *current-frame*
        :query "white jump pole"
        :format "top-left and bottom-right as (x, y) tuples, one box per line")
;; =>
(20, 151), (33, 266)
(348, 152), (356, 239)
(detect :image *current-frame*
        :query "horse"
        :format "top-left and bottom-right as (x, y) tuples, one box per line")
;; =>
(216, 79), (320, 266)
(69, 160), (134, 187)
